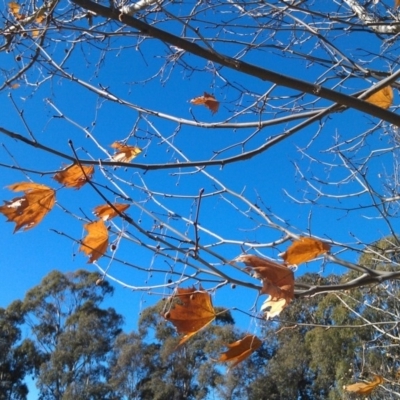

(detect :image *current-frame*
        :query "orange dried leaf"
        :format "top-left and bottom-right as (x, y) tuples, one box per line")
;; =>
(32, 29), (39, 38)
(235, 255), (294, 319)
(0, 182), (55, 232)
(9, 2), (20, 13)
(164, 287), (216, 346)
(93, 203), (130, 221)
(8, 2), (22, 19)
(346, 375), (383, 395)
(9, 83), (20, 89)
(219, 334), (262, 368)
(110, 142), (142, 163)
(281, 237), (330, 266)
(53, 163), (94, 189)
(365, 86), (393, 109)
(190, 92), (219, 114)
(79, 220), (109, 263)
(396, 0), (400, 8)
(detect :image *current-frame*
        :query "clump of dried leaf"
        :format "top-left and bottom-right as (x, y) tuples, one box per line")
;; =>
(53, 163), (94, 189)
(281, 237), (330, 266)
(79, 220), (109, 263)
(8, 2), (24, 20)
(235, 255), (294, 319)
(111, 142), (142, 163)
(345, 375), (383, 395)
(163, 286), (216, 346)
(190, 92), (220, 114)
(93, 203), (130, 221)
(365, 86), (393, 109)
(218, 334), (262, 368)
(0, 182), (56, 232)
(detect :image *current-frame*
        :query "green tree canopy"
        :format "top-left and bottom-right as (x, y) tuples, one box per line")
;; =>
(21, 270), (123, 400)
(0, 300), (38, 400)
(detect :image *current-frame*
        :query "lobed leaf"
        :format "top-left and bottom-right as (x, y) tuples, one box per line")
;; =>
(53, 163), (94, 189)
(235, 255), (294, 319)
(79, 220), (109, 263)
(281, 237), (330, 266)
(0, 182), (55, 232)
(163, 286), (216, 346)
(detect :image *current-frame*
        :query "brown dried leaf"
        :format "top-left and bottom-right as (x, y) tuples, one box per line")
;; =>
(190, 92), (220, 114)
(235, 255), (294, 319)
(396, 0), (400, 8)
(53, 163), (94, 189)
(79, 220), (109, 263)
(281, 237), (330, 266)
(218, 334), (262, 368)
(110, 142), (142, 163)
(0, 182), (55, 232)
(346, 375), (383, 395)
(365, 86), (393, 109)
(35, 8), (46, 23)
(164, 287), (216, 346)
(93, 203), (130, 221)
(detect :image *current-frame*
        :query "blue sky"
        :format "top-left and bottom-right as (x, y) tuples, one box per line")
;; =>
(1, 0), (400, 396)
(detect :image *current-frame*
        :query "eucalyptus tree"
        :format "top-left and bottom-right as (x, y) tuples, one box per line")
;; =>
(109, 301), (268, 400)
(21, 270), (123, 400)
(0, 301), (38, 400)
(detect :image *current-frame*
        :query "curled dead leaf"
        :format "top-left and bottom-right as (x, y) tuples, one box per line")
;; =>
(235, 255), (294, 319)
(260, 297), (287, 319)
(281, 237), (330, 266)
(0, 182), (56, 232)
(53, 163), (94, 189)
(79, 220), (109, 263)
(190, 92), (219, 114)
(110, 142), (142, 163)
(93, 203), (130, 221)
(218, 334), (262, 368)
(346, 375), (383, 395)
(163, 286), (216, 346)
